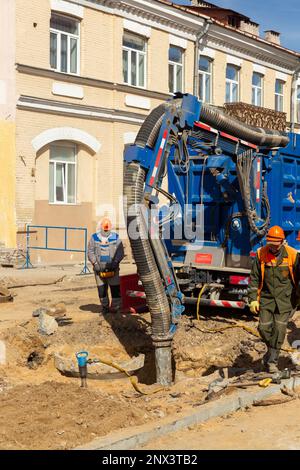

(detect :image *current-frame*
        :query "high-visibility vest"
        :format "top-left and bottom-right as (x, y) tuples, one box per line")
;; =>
(256, 245), (298, 301)
(92, 231), (119, 263)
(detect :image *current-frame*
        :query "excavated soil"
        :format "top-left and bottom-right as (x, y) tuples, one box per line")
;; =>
(0, 276), (300, 449)
(0, 381), (146, 450)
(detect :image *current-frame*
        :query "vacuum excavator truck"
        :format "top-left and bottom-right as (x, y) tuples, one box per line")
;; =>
(123, 93), (300, 385)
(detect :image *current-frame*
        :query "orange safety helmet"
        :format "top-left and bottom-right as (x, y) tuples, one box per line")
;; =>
(266, 225), (285, 242)
(100, 217), (112, 232)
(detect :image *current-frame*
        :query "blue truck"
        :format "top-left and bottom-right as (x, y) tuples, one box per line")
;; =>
(123, 93), (300, 384)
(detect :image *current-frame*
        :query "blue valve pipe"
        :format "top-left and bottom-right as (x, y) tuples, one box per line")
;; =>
(76, 351), (89, 388)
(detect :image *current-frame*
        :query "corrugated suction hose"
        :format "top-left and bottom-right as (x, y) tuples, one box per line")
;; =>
(123, 104), (172, 340)
(200, 103), (289, 148)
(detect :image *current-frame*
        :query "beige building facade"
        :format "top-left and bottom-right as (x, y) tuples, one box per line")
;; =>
(1, 0), (300, 263)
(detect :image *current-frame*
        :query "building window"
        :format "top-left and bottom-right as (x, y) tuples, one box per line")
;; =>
(199, 56), (212, 103)
(169, 46), (184, 93)
(225, 64), (239, 102)
(252, 72), (263, 107)
(297, 85), (300, 123)
(228, 16), (240, 28)
(275, 79), (284, 112)
(50, 13), (80, 74)
(49, 143), (76, 204)
(122, 32), (146, 87)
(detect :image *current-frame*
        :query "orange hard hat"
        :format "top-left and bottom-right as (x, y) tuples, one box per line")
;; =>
(100, 217), (112, 231)
(266, 225), (285, 242)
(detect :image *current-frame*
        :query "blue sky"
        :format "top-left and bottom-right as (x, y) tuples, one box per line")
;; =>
(171, 1), (300, 52)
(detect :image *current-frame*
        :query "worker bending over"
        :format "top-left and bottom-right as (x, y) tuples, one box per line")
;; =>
(248, 226), (300, 373)
(88, 217), (124, 313)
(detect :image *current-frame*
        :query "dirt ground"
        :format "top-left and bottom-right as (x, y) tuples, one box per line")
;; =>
(0, 267), (300, 449)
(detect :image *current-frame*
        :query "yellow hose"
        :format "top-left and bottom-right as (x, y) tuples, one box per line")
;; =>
(90, 357), (165, 395)
(194, 320), (296, 353)
(196, 283), (208, 321)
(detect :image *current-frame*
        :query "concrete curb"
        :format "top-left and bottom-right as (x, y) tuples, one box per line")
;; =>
(76, 376), (300, 450)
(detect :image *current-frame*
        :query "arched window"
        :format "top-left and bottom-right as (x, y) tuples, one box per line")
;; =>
(49, 142), (76, 204)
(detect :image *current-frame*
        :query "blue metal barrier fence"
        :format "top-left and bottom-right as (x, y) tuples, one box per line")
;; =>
(22, 225), (91, 275)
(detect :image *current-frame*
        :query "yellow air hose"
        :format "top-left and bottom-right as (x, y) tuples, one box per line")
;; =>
(194, 319), (296, 353)
(196, 283), (209, 321)
(89, 357), (165, 395)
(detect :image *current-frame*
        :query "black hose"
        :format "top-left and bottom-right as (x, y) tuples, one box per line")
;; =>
(200, 103), (289, 148)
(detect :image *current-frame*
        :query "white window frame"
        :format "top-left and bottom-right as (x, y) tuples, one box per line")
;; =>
(199, 56), (212, 103)
(50, 13), (80, 75)
(275, 79), (284, 112)
(225, 64), (240, 103)
(252, 72), (263, 107)
(122, 31), (147, 88)
(297, 85), (300, 123)
(49, 143), (77, 205)
(169, 46), (184, 94)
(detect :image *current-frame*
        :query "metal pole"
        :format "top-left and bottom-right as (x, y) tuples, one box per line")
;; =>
(193, 19), (212, 96)
(290, 60), (300, 133)
(23, 224), (33, 269)
(84, 229), (88, 273)
(80, 228), (90, 275)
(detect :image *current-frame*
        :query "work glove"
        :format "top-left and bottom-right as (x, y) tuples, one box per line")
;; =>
(249, 300), (260, 314)
(93, 262), (101, 274)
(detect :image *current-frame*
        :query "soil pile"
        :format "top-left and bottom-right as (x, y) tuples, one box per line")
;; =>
(0, 381), (145, 450)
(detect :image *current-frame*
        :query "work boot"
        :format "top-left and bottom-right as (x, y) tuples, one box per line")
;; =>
(110, 298), (121, 314)
(261, 347), (270, 370)
(267, 348), (280, 374)
(100, 305), (109, 314)
(109, 305), (120, 314)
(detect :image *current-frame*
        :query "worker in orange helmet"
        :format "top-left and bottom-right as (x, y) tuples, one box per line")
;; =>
(88, 217), (124, 313)
(248, 225), (300, 373)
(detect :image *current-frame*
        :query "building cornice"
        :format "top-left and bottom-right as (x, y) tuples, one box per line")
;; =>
(16, 64), (170, 101)
(67, 0), (201, 40)
(17, 95), (147, 125)
(208, 24), (299, 74)
(65, 0), (300, 73)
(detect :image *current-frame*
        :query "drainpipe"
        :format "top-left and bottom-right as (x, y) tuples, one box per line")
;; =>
(193, 19), (212, 96)
(290, 60), (300, 134)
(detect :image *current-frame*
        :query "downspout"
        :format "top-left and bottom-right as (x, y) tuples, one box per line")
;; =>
(290, 60), (300, 134)
(193, 18), (212, 96)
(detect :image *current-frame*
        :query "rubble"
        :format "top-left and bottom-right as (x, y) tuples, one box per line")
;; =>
(33, 302), (66, 318)
(38, 312), (58, 335)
